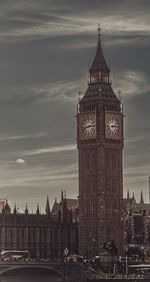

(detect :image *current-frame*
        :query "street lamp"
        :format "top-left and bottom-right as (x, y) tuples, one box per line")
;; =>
(125, 247), (128, 277)
(93, 238), (96, 257)
(63, 248), (69, 282)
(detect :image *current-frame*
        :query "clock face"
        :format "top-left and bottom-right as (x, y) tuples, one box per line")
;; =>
(107, 119), (119, 135)
(79, 113), (96, 139)
(105, 111), (122, 140)
(83, 119), (95, 135)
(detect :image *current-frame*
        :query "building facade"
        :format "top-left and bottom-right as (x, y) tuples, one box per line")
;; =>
(77, 28), (124, 257)
(0, 195), (78, 259)
(1, 190), (150, 260)
(123, 190), (150, 256)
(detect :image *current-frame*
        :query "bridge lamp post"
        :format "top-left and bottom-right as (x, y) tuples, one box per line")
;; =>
(63, 248), (69, 282)
(125, 247), (128, 277)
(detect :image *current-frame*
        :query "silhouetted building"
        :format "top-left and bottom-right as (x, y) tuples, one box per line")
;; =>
(123, 190), (150, 255)
(123, 189), (150, 214)
(0, 193), (78, 260)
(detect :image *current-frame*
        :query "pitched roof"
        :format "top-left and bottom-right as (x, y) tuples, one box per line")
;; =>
(45, 196), (50, 215)
(83, 82), (119, 101)
(89, 35), (110, 73)
(66, 198), (78, 209)
(140, 190), (144, 204)
(51, 198), (78, 217)
(51, 201), (59, 216)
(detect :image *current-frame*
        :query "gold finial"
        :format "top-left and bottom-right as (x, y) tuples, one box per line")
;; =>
(97, 23), (101, 37)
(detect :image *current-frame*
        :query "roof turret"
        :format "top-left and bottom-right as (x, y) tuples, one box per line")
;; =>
(36, 203), (40, 215)
(13, 202), (17, 214)
(45, 196), (50, 215)
(2, 199), (11, 214)
(127, 189), (130, 200)
(140, 190), (144, 204)
(25, 203), (28, 214)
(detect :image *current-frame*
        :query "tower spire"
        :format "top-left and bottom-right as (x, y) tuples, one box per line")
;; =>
(36, 203), (40, 215)
(127, 189), (130, 200)
(25, 203), (28, 214)
(140, 190), (144, 204)
(13, 202), (17, 214)
(89, 26), (110, 84)
(45, 196), (50, 215)
(61, 190), (64, 202)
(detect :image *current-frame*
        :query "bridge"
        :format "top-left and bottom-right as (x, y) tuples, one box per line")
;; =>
(0, 261), (90, 282)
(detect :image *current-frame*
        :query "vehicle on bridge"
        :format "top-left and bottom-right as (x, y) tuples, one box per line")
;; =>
(0, 250), (30, 261)
(128, 264), (150, 279)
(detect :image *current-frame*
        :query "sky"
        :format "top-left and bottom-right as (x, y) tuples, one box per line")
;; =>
(0, 0), (150, 212)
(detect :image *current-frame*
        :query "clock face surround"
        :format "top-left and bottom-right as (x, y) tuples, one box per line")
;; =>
(105, 111), (122, 140)
(79, 113), (96, 139)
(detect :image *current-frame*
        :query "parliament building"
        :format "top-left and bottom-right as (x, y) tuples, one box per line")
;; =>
(0, 193), (78, 259)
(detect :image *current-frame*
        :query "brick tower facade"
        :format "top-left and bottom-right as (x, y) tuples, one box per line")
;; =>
(77, 28), (124, 257)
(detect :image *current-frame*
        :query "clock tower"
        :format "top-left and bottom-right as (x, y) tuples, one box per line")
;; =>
(77, 27), (123, 257)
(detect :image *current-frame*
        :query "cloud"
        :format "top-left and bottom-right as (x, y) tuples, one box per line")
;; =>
(0, 2), (150, 44)
(0, 160), (77, 189)
(0, 172), (77, 188)
(21, 144), (76, 157)
(0, 85), (47, 105)
(113, 70), (150, 97)
(125, 136), (149, 145)
(0, 132), (45, 142)
(0, 79), (86, 105)
(16, 158), (25, 164)
(31, 79), (86, 104)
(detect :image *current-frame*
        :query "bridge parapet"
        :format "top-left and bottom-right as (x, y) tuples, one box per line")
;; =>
(0, 261), (89, 282)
